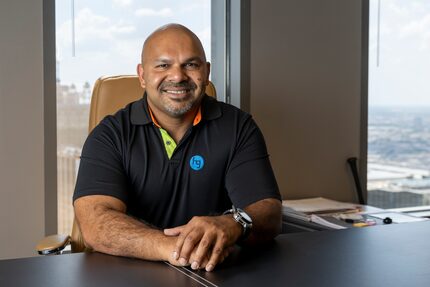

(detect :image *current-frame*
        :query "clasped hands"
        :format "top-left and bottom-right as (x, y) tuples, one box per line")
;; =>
(163, 215), (242, 272)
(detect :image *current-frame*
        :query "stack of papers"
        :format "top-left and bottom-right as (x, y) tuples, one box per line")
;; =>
(310, 215), (348, 230)
(282, 206), (311, 222)
(282, 197), (429, 230)
(282, 197), (360, 214)
(282, 197), (361, 229)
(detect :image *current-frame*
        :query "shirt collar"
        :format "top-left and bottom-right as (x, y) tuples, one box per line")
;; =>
(148, 105), (202, 128)
(130, 92), (222, 126)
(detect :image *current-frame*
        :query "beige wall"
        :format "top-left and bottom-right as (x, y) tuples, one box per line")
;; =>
(250, 0), (363, 202)
(0, 0), (46, 259)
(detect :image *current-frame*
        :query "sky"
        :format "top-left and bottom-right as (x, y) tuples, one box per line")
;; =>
(55, 0), (430, 107)
(368, 0), (430, 107)
(55, 0), (211, 88)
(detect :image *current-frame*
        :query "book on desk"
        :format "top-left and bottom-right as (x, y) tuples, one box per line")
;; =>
(282, 197), (428, 232)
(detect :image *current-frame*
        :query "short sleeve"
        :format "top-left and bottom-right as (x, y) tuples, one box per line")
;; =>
(73, 118), (129, 204)
(225, 117), (281, 208)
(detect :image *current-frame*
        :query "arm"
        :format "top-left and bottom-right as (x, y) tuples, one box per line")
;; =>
(165, 116), (282, 271)
(164, 197), (282, 271)
(243, 198), (282, 244)
(74, 195), (176, 263)
(72, 119), (182, 262)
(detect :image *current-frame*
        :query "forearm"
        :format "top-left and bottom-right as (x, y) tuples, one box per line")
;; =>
(87, 209), (171, 260)
(74, 196), (173, 261)
(244, 198), (282, 244)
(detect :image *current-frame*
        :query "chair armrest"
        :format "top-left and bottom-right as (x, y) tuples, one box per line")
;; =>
(36, 234), (71, 255)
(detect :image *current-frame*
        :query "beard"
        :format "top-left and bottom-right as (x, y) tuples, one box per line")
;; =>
(159, 81), (201, 117)
(162, 96), (196, 116)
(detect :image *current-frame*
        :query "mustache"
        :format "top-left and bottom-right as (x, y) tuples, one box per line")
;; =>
(160, 81), (197, 90)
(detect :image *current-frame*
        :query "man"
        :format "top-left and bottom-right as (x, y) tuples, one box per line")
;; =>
(73, 24), (281, 272)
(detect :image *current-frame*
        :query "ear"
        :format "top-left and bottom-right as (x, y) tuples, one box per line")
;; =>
(137, 64), (146, 88)
(205, 62), (211, 85)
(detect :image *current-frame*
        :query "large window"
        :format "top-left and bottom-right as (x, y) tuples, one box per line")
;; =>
(367, 0), (430, 209)
(56, 0), (211, 235)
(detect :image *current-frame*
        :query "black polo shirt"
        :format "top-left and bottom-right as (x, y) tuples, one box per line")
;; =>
(73, 94), (280, 229)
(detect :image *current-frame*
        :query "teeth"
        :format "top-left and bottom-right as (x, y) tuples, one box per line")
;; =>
(165, 90), (187, 94)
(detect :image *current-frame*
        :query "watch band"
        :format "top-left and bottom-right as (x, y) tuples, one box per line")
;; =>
(223, 205), (253, 241)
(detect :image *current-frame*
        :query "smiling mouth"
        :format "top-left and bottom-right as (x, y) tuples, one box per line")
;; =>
(162, 89), (191, 94)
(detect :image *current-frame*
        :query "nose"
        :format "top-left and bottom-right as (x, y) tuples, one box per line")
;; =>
(167, 65), (188, 82)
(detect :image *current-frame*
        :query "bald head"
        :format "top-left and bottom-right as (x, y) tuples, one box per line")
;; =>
(141, 24), (207, 65)
(136, 23), (210, 119)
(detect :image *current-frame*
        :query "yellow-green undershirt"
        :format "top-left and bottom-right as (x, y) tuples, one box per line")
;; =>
(159, 128), (177, 159)
(148, 106), (201, 159)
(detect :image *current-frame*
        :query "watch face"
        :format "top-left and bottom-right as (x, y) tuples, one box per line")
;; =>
(238, 210), (252, 223)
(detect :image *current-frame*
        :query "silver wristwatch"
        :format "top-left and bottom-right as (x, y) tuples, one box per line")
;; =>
(223, 205), (253, 241)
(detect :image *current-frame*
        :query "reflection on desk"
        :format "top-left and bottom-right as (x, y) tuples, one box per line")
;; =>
(1, 222), (430, 287)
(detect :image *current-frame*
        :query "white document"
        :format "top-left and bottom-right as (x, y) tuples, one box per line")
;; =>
(282, 197), (359, 214)
(368, 212), (429, 223)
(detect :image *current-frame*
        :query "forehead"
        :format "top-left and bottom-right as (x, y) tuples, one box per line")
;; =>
(143, 29), (206, 62)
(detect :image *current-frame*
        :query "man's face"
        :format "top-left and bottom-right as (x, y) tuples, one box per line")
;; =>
(138, 30), (210, 118)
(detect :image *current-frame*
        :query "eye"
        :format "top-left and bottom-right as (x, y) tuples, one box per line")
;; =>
(155, 64), (168, 69)
(184, 62), (200, 69)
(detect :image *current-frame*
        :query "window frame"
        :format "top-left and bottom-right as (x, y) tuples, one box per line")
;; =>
(43, 0), (57, 236)
(364, 0), (430, 214)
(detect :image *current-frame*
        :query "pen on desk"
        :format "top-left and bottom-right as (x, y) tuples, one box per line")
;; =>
(352, 220), (377, 228)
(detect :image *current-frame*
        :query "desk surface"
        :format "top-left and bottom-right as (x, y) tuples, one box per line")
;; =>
(1, 222), (430, 287)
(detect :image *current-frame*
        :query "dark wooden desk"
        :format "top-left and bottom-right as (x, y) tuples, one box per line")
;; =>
(1, 222), (430, 287)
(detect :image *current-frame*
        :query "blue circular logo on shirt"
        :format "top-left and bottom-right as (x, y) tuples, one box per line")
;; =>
(190, 155), (204, 171)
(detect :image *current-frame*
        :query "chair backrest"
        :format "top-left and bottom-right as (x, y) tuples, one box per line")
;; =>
(71, 75), (217, 252)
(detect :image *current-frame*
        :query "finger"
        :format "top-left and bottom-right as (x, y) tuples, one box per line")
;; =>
(177, 230), (203, 266)
(164, 226), (186, 262)
(192, 248), (211, 270)
(171, 228), (190, 262)
(164, 225), (184, 237)
(190, 233), (215, 270)
(171, 225), (200, 264)
(213, 248), (229, 266)
(197, 253), (210, 270)
(205, 237), (226, 272)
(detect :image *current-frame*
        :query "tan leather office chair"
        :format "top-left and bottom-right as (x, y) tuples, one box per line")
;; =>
(36, 75), (216, 255)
